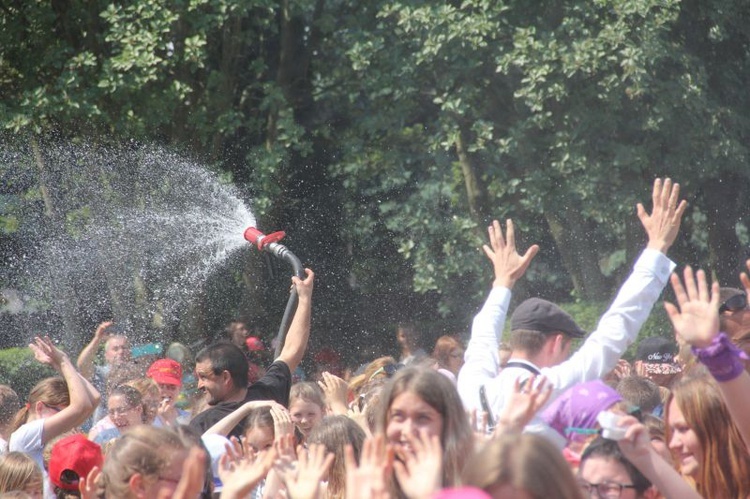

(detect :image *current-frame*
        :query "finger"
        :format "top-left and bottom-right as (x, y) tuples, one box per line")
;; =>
(660, 178), (672, 211)
(673, 199), (688, 223)
(492, 220), (505, 249)
(683, 266), (698, 301)
(669, 272), (688, 307)
(651, 178), (662, 207)
(636, 203), (648, 225)
(505, 219), (516, 250)
(696, 269), (709, 303)
(666, 180), (680, 210)
(664, 302), (681, 327)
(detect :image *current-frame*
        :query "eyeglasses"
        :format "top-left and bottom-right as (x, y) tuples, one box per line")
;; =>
(719, 293), (748, 314)
(43, 403), (64, 413)
(578, 479), (636, 498)
(368, 363), (403, 382)
(108, 405), (136, 417)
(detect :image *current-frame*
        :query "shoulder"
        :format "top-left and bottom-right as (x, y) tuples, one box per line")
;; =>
(9, 419), (44, 450)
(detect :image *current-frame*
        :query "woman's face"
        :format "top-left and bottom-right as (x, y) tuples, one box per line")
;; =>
(142, 392), (160, 424)
(578, 456), (639, 499)
(289, 399), (324, 437)
(108, 394), (143, 432)
(386, 390), (443, 459)
(667, 398), (703, 478)
(244, 425), (274, 453)
(446, 347), (465, 375)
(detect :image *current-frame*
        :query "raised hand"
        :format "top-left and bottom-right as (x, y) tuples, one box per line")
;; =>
(345, 436), (393, 499)
(275, 443), (334, 499)
(494, 375), (553, 435)
(615, 416), (653, 464)
(637, 178), (688, 254)
(483, 219), (540, 289)
(293, 268), (315, 300)
(392, 430), (442, 499)
(664, 266), (720, 348)
(29, 336), (68, 370)
(93, 321), (113, 342)
(318, 371), (349, 415)
(218, 445), (277, 499)
(739, 258), (750, 295)
(78, 466), (101, 499)
(271, 404), (294, 441)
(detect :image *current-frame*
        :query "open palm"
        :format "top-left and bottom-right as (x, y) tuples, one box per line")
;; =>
(664, 267), (719, 348)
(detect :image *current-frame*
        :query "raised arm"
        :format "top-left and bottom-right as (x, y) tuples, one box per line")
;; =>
(276, 268), (314, 374)
(76, 321), (112, 381)
(664, 265), (750, 446)
(637, 177), (688, 255)
(30, 337), (96, 444)
(202, 400), (279, 437)
(457, 220), (539, 411)
(546, 178), (686, 390)
(616, 417), (700, 499)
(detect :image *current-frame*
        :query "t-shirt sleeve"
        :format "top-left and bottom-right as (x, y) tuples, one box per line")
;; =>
(246, 360), (292, 407)
(9, 418), (44, 454)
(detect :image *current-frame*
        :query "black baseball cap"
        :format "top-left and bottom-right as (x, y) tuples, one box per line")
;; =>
(510, 298), (587, 338)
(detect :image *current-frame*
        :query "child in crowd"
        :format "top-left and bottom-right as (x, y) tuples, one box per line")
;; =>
(288, 382), (325, 442)
(0, 452), (43, 498)
(9, 337), (99, 498)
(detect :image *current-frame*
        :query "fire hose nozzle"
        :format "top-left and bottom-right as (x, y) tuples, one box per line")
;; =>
(243, 226), (286, 251)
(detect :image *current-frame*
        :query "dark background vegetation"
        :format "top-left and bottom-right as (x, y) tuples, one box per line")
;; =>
(1, 0), (749, 370)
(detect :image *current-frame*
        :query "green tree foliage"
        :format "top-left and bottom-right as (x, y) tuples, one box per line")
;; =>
(1, 0), (749, 354)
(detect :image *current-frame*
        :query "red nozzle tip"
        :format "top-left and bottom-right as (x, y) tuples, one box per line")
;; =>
(244, 227), (286, 250)
(244, 227), (265, 248)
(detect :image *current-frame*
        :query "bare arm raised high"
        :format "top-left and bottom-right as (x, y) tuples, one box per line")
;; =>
(665, 265), (750, 447)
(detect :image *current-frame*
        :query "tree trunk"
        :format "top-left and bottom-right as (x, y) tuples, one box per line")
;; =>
(544, 208), (610, 300)
(454, 126), (491, 225)
(702, 175), (749, 285)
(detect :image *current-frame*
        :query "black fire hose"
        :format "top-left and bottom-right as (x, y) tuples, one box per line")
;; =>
(243, 227), (306, 359)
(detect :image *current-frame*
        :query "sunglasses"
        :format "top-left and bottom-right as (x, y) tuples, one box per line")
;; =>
(368, 363), (403, 382)
(719, 293), (748, 314)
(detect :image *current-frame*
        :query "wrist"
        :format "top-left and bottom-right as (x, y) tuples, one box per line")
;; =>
(645, 241), (669, 254)
(492, 277), (514, 289)
(692, 332), (749, 382)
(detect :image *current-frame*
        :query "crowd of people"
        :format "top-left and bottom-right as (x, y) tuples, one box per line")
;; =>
(1, 178), (749, 498)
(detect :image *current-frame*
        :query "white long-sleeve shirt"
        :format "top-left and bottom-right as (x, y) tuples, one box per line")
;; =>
(457, 248), (674, 447)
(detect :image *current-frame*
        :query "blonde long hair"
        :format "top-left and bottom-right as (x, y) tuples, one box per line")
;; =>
(0, 451), (43, 496)
(98, 425), (191, 498)
(464, 433), (584, 499)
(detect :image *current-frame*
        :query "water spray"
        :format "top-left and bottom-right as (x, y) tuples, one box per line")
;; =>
(243, 227), (305, 359)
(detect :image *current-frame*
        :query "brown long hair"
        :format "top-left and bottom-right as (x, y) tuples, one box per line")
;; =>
(376, 367), (473, 493)
(11, 377), (69, 433)
(666, 374), (750, 499)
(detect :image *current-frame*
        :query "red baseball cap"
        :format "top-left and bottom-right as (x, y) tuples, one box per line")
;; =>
(245, 336), (264, 352)
(147, 358), (183, 386)
(49, 434), (103, 491)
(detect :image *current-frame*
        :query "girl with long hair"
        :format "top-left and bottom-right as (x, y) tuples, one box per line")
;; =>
(376, 366), (473, 497)
(9, 337), (99, 473)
